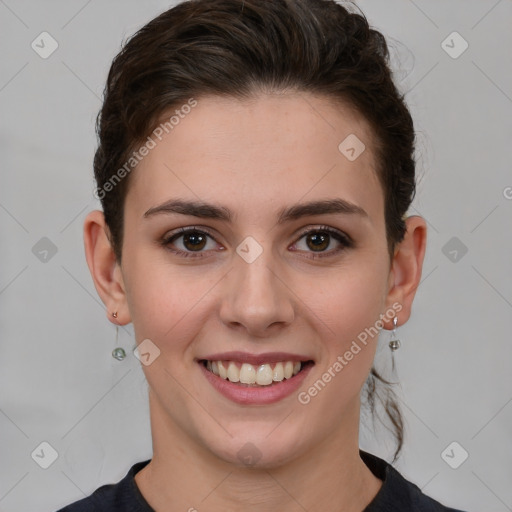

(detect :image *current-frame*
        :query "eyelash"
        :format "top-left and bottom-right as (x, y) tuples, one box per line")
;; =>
(160, 225), (353, 260)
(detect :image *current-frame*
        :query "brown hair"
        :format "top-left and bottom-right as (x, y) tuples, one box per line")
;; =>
(94, 0), (415, 461)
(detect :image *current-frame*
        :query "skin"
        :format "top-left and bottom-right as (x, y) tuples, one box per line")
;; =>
(84, 92), (427, 512)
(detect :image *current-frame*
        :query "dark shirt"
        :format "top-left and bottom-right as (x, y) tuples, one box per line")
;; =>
(56, 450), (466, 511)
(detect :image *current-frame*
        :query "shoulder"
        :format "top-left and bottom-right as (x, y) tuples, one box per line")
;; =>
(55, 460), (152, 512)
(360, 450), (468, 512)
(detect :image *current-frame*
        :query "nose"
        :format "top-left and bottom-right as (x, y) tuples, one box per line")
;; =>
(218, 243), (295, 337)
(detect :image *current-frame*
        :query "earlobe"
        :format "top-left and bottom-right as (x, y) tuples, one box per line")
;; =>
(83, 210), (130, 324)
(384, 215), (427, 328)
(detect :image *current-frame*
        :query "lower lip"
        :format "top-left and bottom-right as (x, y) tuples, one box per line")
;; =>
(198, 361), (314, 405)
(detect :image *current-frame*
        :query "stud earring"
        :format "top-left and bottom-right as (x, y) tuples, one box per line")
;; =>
(112, 311), (118, 319)
(388, 316), (401, 351)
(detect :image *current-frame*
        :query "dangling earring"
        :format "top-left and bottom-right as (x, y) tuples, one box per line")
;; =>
(111, 313), (126, 361)
(388, 316), (400, 373)
(389, 316), (400, 351)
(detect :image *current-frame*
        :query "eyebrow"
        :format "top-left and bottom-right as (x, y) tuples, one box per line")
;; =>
(143, 198), (368, 224)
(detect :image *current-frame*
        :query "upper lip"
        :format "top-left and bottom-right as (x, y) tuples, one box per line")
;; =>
(198, 351), (314, 365)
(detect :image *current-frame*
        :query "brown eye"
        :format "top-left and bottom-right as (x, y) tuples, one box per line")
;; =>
(181, 231), (207, 251)
(161, 227), (218, 258)
(305, 232), (330, 251)
(291, 226), (353, 259)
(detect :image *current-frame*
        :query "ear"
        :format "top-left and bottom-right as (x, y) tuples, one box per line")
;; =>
(83, 210), (131, 325)
(383, 215), (427, 328)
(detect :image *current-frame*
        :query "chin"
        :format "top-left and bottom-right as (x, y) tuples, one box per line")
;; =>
(205, 428), (308, 469)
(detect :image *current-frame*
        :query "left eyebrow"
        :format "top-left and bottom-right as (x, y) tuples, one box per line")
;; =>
(276, 198), (368, 224)
(143, 198), (368, 223)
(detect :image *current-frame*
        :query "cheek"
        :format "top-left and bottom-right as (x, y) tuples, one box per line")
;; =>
(121, 246), (199, 343)
(122, 246), (229, 364)
(309, 257), (388, 338)
(300, 254), (389, 387)
(294, 281), (384, 422)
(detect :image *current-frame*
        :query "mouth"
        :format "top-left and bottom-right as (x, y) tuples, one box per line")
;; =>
(199, 359), (315, 387)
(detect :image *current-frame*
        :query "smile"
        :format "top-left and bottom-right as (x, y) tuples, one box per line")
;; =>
(202, 360), (310, 386)
(198, 355), (315, 405)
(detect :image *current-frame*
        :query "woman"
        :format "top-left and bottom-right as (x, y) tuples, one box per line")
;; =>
(57, 0), (466, 510)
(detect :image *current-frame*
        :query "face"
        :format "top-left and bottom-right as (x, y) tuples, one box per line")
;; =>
(117, 92), (396, 467)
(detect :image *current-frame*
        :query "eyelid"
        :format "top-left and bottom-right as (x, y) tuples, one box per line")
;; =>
(162, 225), (217, 241)
(293, 224), (353, 244)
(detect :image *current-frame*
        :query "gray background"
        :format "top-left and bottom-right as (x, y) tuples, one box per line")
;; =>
(1, 1), (511, 511)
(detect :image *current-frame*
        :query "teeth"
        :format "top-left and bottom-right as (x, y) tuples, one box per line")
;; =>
(218, 361), (227, 379)
(256, 364), (273, 385)
(227, 362), (239, 382)
(205, 359), (304, 386)
(273, 362), (284, 382)
(239, 363), (256, 384)
(284, 361), (293, 379)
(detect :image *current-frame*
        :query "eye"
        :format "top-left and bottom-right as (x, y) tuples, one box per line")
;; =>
(161, 227), (219, 258)
(290, 226), (353, 259)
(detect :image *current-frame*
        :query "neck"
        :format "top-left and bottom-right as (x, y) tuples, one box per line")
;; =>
(135, 391), (383, 512)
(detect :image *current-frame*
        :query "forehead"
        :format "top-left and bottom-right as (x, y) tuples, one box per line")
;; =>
(125, 92), (383, 223)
